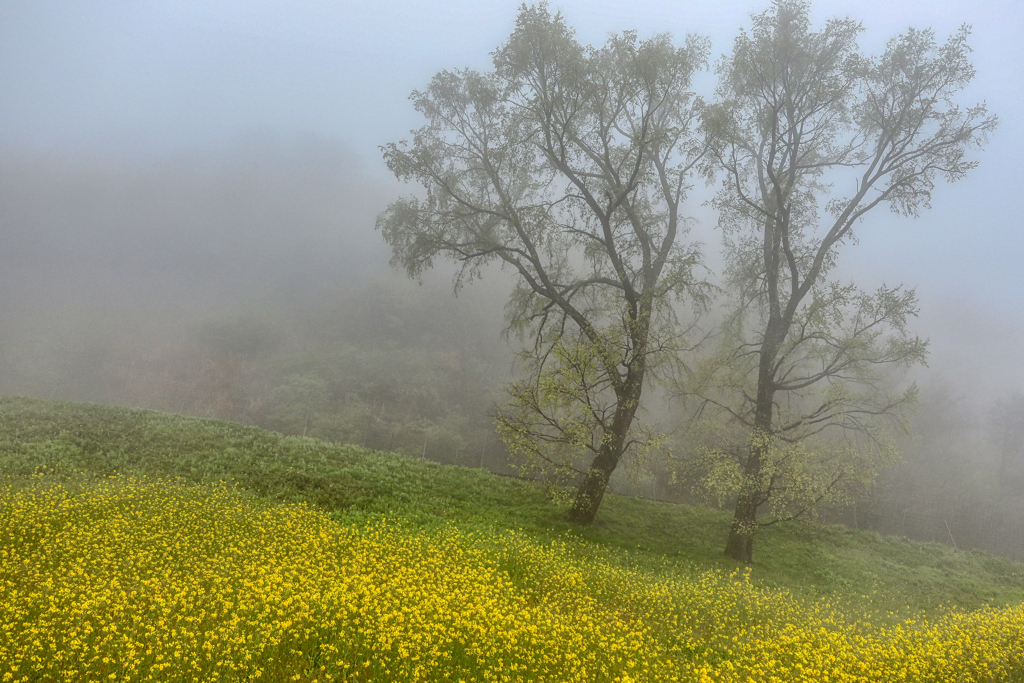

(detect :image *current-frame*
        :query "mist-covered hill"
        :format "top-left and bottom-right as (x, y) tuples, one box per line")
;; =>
(2, 135), (1023, 559)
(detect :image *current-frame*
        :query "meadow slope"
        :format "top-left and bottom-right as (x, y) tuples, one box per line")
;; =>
(2, 396), (1024, 681)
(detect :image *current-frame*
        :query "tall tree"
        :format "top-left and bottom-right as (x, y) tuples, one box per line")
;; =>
(378, 4), (710, 523)
(704, 0), (996, 563)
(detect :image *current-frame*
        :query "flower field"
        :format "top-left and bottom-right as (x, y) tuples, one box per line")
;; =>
(1, 476), (1022, 682)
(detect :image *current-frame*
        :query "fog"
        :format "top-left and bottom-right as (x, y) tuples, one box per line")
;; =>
(2, 0), (1023, 556)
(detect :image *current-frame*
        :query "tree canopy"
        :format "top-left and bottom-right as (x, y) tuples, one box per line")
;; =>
(378, 1), (995, 544)
(698, 0), (996, 562)
(378, 4), (711, 523)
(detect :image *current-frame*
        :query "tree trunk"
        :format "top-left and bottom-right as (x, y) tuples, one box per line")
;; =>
(567, 449), (618, 524)
(567, 373), (642, 524)
(724, 496), (756, 563)
(724, 436), (769, 562)
(725, 316), (784, 562)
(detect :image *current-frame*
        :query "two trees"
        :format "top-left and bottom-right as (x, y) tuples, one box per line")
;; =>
(379, 1), (995, 559)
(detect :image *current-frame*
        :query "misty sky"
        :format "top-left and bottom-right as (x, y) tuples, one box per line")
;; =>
(2, 0), (1023, 392)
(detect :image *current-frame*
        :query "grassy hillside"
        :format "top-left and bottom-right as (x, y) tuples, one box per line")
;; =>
(2, 395), (1022, 617)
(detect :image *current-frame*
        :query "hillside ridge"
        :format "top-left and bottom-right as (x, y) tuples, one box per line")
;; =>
(2, 394), (1022, 615)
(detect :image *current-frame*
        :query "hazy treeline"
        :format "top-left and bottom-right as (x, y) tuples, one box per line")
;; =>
(0, 135), (515, 469)
(847, 385), (1024, 559)
(1, 134), (1022, 557)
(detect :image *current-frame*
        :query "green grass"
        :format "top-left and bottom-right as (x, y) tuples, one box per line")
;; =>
(2, 394), (1022, 618)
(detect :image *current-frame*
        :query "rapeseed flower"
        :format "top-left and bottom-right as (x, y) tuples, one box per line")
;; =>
(0, 476), (1021, 682)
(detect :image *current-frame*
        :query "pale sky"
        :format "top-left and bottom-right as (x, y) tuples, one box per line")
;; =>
(2, 0), (1022, 391)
